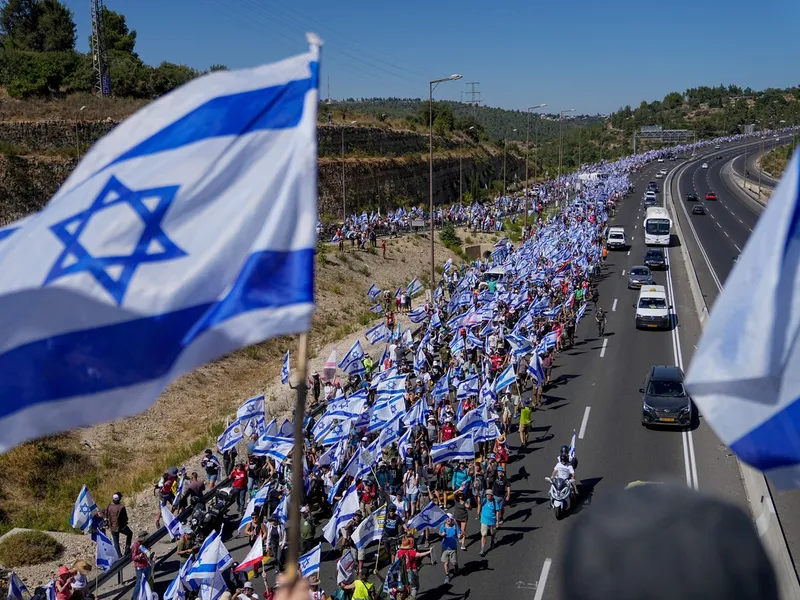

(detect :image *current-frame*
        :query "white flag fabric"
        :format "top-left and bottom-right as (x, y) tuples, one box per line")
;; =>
(430, 431), (476, 464)
(686, 150), (800, 489)
(299, 543), (321, 577)
(160, 503), (183, 540)
(237, 395), (265, 421)
(351, 505), (385, 550)
(70, 484), (98, 531)
(216, 420), (243, 453)
(406, 501), (448, 532)
(95, 529), (120, 572)
(281, 351), (291, 384)
(185, 530), (233, 582)
(234, 533), (264, 572)
(0, 41), (320, 453)
(323, 483), (359, 546)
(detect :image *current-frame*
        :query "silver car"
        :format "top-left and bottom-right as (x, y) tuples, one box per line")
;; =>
(628, 266), (653, 289)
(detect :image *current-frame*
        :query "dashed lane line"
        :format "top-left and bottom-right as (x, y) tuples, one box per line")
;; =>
(599, 338), (609, 358)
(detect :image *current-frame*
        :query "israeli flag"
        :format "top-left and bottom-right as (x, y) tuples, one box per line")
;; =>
(138, 578), (156, 600)
(430, 311), (441, 328)
(325, 392), (367, 419)
(8, 572), (29, 600)
(431, 372), (449, 400)
(70, 485), (97, 531)
(377, 415), (402, 449)
(43, 582), (56, 600)
(367, 283), (381, 300)
(479, 378), (497, 404)
(370, 303), (384, 314)
(216, 419), (243, 453)
(364, 322), (389, 344)
(568, 429), (577, 463)
(323, 483), (359, 545)
(95, 529), (120, 572)
(272, 493), (290, 524)
(402, 399), (428, 428)
(198, 572), (228, 600)
(351, 505), (386, 549)
(456, 375), (479, 400)
(457, 407), (488, 436)
(408, 306), (428, 323)
(281, 351), (291, 384)
(374, 395), (406, 423)
(0, 42), (320, 452)
(299, 543), (321, 577)
(431, 431), (475, 464)
(406, 502), (448, 532)
(338, 340), (366, 375)
(576, 302), (588, 323)
(397, 427), (413, 462)
(528, 352), (545, 386)
(185, 530), (233, 582)
(260, 440), (294, 463)
(406, 278), (423, 297)
(443, 258), (453, 272)
(279, 418), (294, 437)
(495, 363), (517, 392)
(474, 420), (500, 444)
(322, 418), (353, 446)
(685, 151), (800, 488)
(236, 395), (265, 421)
(377, 374), (406, 399)
(161, 502), (183, 540)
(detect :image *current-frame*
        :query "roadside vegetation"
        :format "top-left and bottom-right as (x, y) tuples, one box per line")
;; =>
(760, 143), (796, 178)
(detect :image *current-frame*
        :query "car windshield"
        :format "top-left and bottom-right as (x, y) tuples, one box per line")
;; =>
(646, 250), (662, 258)
(648, 380), (685, 397)
(631, 268), (649, 276)
(609, 234), (623, 240)
(639, 297), (667, 309)
(645, 219), (670, 234)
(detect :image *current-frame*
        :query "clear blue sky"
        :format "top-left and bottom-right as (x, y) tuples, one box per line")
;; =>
(65, 0), (799, 114)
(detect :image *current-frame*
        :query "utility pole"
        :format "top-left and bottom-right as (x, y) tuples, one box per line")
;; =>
(90, 0), (110, 96)
(464, 82), (481, 117)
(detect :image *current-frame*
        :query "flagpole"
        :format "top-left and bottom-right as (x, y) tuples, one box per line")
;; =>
(285, 331), (309, 581)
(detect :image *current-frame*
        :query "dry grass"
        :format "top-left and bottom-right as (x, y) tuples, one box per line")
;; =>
(0, 531), (63, 567)
(0, 91), (147, 122)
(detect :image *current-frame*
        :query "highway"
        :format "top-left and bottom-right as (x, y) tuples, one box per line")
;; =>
(730, 137), (785, 189)
(94, 151), (778, 600)
(669, 140), (800, 583)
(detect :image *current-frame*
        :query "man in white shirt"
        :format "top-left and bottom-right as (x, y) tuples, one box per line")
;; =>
(552, 455), (577, 498)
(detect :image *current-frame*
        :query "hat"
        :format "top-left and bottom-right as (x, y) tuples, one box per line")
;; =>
(137, 531), (149, 541)
(497, 466), (504, 472)
(485, 489), (495, 495)
(242, 582), (254, 590)
(112, 493), (121, 502)
(72, 560), (92, 575)
(300, 506), (309, 514)
(562, 484), (777, 600)
(400, 537), (415, 549)
(307, 574), (320, 586)
(498, 435), (507, 444)
(361, 436), (368, 442)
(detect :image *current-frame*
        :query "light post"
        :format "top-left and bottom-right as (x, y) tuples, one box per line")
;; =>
(429, 73), (462, 288)
(558, 108), (576, 179)
(524, 104), (546, 231)
(75, 105), (86, 160)
(503, 128), (517, 198)
(341, 120), (357, 221)
(460, 125), (475, 205)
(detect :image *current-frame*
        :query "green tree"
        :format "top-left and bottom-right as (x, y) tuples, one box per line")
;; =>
(0, 0), (41, 50)
(0, 0), (75, 51)
(209, 64), (228, 72)
(99, 7), (137, 55)
(150, 61), (197, 97)
(37, 0), (76, 51)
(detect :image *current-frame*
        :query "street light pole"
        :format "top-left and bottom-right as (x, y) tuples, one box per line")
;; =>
(429, 73), (462, 288)
(524, 104), (546, 232)
(341, 120), (356, 222)
(75, 105), (86, 160)
(460, 125), (475, 206)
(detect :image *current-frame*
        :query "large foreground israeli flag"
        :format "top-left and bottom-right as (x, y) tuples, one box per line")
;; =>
(686, 150), (800, 489)
(0, 37), (321, 453)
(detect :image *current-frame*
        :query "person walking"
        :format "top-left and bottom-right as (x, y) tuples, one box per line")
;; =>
(131, 532), (153, 600)
(439, 514), (460, 583)
(479, 489), (500, 557)
(105, 492), (133, 556)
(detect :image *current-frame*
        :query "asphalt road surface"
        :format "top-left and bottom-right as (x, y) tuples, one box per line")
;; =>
(669, 140), (800, 583)
(95, 148), (786, 600)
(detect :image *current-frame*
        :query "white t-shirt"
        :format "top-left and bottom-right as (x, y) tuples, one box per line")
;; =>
(389, 343), (398, 362)
(553, 462), (575, 480)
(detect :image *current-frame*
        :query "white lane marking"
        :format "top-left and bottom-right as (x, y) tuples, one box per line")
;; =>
(738, 218), (743, 224)
(632, 236), (635, 241)
(748, 227), (753, 232)
(533, 558), (552, 600)
(724, 231), (729, 238)
(716, 222), (722, 228)
(734, 243), (742, 252)
(579, 406), (591, 439)
(612, 298), (618, 312)
(634, 225), (638, 229)
(599, 338), (609, 358)
(627, 250), (630, 256)
(621, 269), (626, 276)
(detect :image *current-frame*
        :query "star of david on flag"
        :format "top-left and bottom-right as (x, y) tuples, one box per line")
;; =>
(0, 37), (321, 452)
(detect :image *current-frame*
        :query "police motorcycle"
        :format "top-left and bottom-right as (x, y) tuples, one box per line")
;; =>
(544, 445), (578, 521)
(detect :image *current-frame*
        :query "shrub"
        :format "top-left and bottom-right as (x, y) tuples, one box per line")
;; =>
(439, 222), (462, 248)
(0, 531), (63, 567)
(316, 242), (329, 266)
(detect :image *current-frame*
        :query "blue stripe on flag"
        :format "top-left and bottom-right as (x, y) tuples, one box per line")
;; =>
(730, 396), (800, 471)
(108, 63), (319, 169)
(0, 248), (313, 416)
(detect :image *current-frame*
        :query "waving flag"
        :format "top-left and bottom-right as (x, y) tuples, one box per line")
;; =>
(236, 395), (265, 421)
(406, 278), (423, 297)
(402, 398), (428, 428)
(281, 351), (290, 384)
(369, 303), (385, 314)
(431, 431), (475, 464)
(0, 41), (320, 452)
(443, 258), (453, 272)
(568, 428), (577, 462)
(185, 530), (232, 583)
(377, 415), (402, 449)
(351, 505), (386, 549)
(338, 340), (366, 375)
(406, 502), (448, 532)
(321, 419), (353, 446)
(364, 322), (390, 344)
(234, 533), (264, 572)
(70, 485), (98, 531)
(216, 420), (243, 453)
(528, 352), (545, 386)
(431, 372), (450, 400)
(7, 573), (29, 600)
(456, 375), (479, 400)
(161, 503), (183, 540)
(457, 406), (488, 435)
(323, 483), (359, 545)
(479, 379), (497, 404)
(299, 543), (321, 577)
(367, 283), (381, 300)
(576, 302), (588, 323)
(494, 363), (517, 392)
(323, 350), (337, 381)
(272, 493), (290, 524)
(408, 306), (428, 323)
(686, 151), (800, 488)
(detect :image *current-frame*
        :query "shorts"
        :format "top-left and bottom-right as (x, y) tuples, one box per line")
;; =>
(441, 549), (458, 565)
(519, 423), (529, 433)
(406, 491), (419, 503)
(480, 523), (496, 537)
(206, 473), (218, 483)
(494, 497), (506, 512)
(357, 546), (366, 561)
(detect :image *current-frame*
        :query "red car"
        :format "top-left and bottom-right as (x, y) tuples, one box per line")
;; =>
(705, 192), (717, 201)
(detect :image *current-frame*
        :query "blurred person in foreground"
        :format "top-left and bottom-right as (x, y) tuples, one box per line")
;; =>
(561, 483), (778, 600)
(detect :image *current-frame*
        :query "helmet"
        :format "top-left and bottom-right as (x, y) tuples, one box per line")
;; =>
(560, 454), (570, 465)
(560, 445), (569, 456)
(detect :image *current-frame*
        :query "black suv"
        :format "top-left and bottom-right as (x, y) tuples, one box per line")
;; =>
(640, 366), (693, 427)
(686, 193), (699, 202)
(643, 248), (666, 270)
(647, 181), (658, 193)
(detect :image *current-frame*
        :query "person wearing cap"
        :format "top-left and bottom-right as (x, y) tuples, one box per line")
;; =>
(306, 574), (325, 600)
(55, 565), (75, 600)
(382, 505), (405, 562)
(439, 513), (460, 584)
(69, 560), (92, 600)
(105, 492), (132, 556)
(300, 505), (317, 553)
(396, 537), (432, 597)
(232, 581), (259, 600)
(201, 449), (222, 488)
(479, 489), (500, 557)
(131, 531), (153, 600)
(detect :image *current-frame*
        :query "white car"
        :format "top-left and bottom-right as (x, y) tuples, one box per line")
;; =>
(655, 171), (664, 179)
(657, 158), (664, 163)
(714, 144), (720, 149)
(659, 168), (667, 175)
(701, 162), (709, 169)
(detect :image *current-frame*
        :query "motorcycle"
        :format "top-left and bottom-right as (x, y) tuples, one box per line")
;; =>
(544, 476), (572, 520)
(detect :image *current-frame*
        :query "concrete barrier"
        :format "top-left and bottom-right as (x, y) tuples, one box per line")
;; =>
(665, 156), (800, 600)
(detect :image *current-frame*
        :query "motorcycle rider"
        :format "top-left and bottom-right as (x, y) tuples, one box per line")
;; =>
(551, 453), (577, 503)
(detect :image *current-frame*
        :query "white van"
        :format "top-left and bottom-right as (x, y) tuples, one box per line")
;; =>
(482, 266), (507, 283)
(607, 227), (627, 250)
(634, 285), (671, 329)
